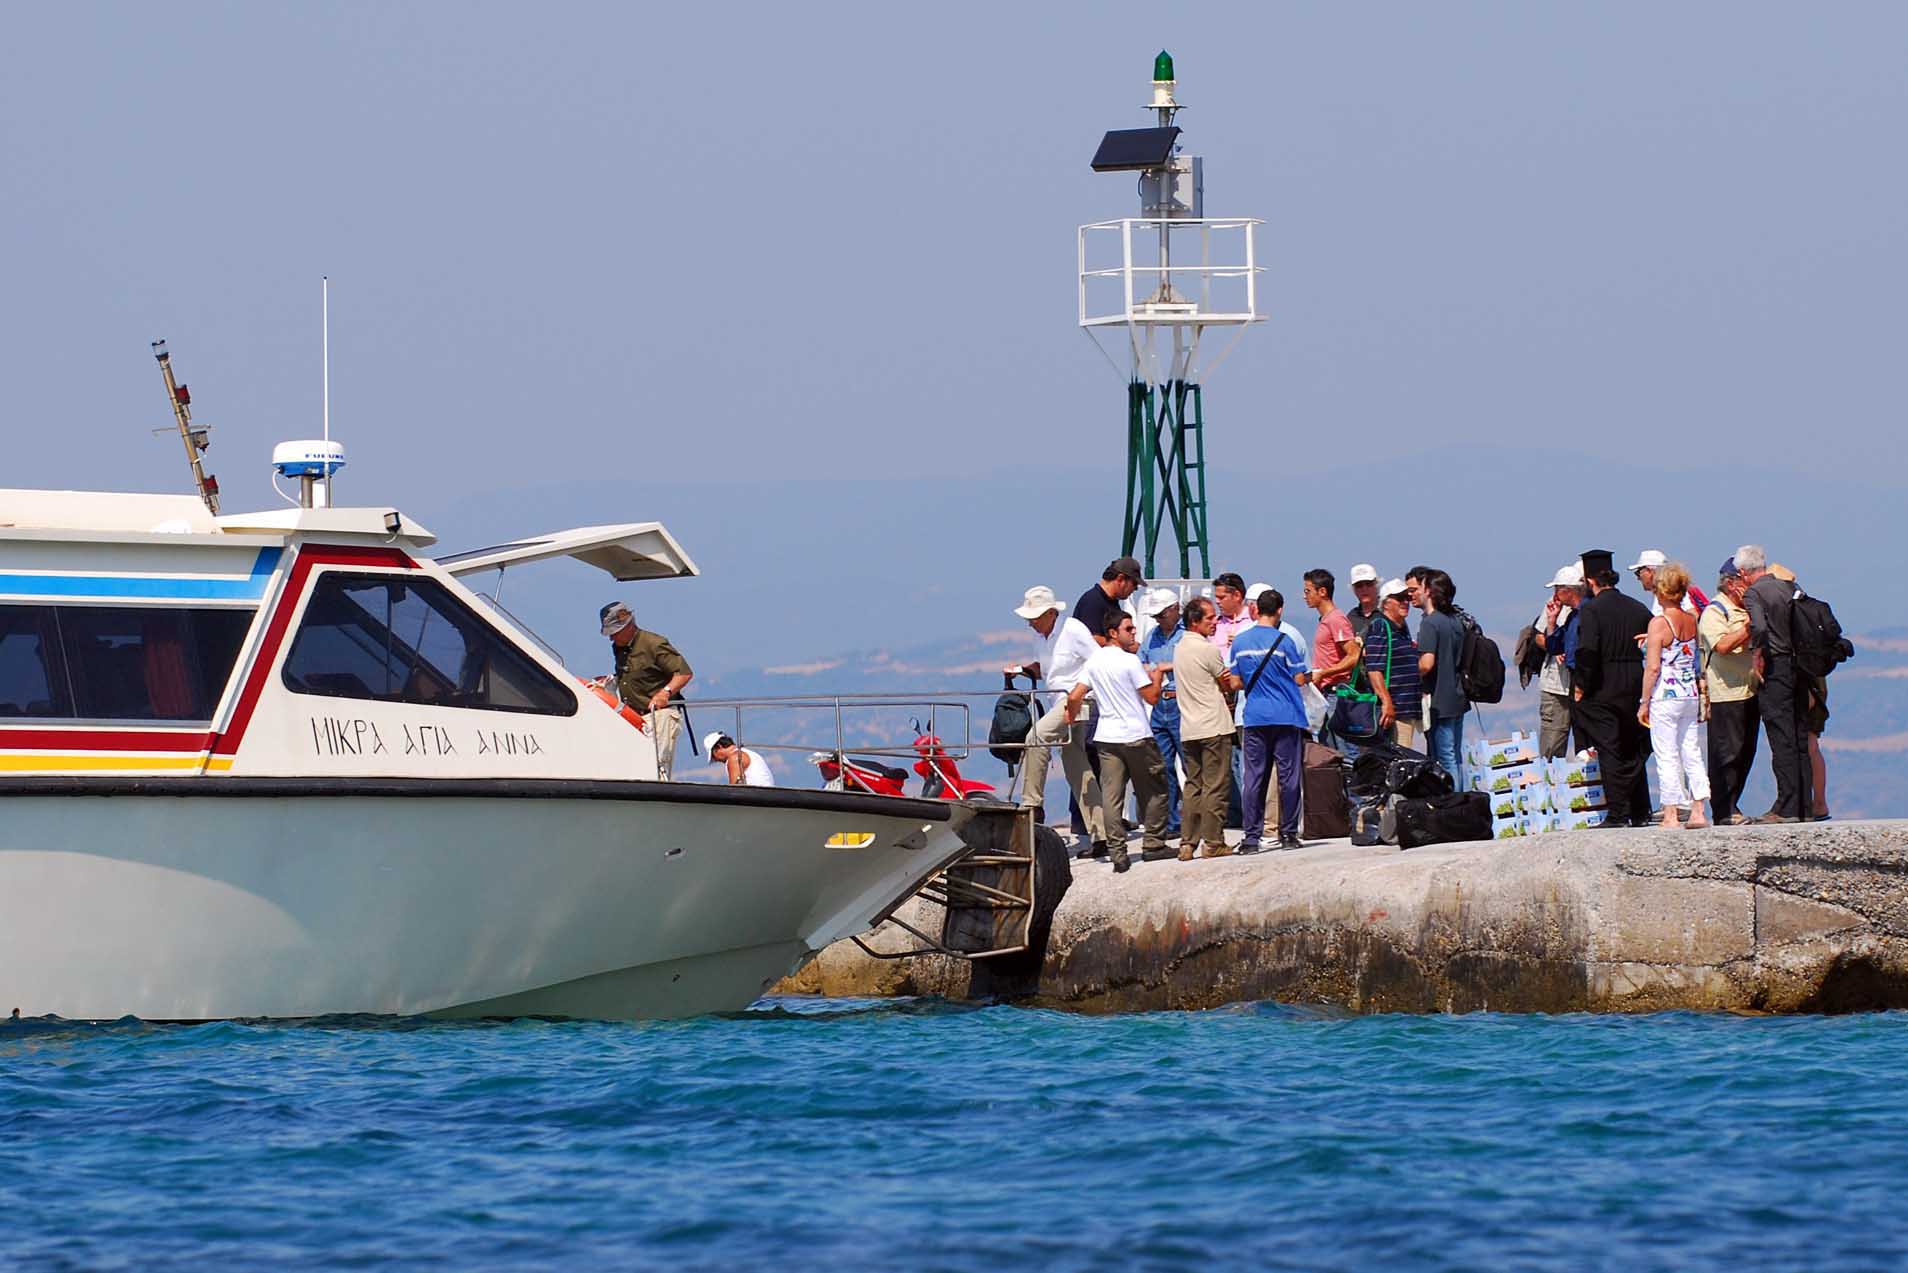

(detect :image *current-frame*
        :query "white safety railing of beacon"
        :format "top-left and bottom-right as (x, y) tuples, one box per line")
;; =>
(1078, 217), (1264, 329)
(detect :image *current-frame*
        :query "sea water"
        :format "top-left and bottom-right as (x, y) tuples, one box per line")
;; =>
(4, 1000), (1905, 1270)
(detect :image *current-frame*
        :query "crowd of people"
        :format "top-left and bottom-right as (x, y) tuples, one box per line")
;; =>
(1008, 544), (1832, 871)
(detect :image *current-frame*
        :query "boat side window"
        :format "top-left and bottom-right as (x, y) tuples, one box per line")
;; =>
(0, 603), (252, 722)
(0, 605), (72, 718)
(280, 572), (576, 716)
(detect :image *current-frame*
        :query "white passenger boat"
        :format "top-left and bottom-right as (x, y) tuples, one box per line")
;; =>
(0, 486), (977, 1021)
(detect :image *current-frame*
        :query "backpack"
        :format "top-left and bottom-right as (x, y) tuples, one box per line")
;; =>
(1791, 591), (1855, 679)
(988, 672), (1037, 768)
(1453, 607), (1507, 705)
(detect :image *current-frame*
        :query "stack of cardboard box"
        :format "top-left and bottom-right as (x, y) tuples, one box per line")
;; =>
(1465, 732), (1606, 836)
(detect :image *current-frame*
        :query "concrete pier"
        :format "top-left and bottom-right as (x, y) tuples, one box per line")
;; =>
(780, 821), (1908, 1014)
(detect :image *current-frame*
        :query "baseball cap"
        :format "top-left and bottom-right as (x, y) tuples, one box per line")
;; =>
(1245, 581), (1272, 603)
(1628, 549), (1668, 572)
(1141, 587), (1179, 617)
(1718, 556), (1741, 580)
(1349, 563), (1380, 584)
(703, 731), (734, 757)
(1546, 563), (1585, 589)
(1380, 577), (1409, 599)
(1107, 556), (1146, 584)
(599, 601), (634, 636)
(1013, 585), (1065, 620)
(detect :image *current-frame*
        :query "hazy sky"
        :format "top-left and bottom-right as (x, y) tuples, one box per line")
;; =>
(5, 3), (1904, 670)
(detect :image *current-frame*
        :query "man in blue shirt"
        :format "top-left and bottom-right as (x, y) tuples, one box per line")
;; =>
(1224, 589), (1315, 852)
(1139, 589), (1184, 839)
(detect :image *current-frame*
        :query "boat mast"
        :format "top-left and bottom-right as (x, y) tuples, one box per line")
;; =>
(150, 339), (221, 515)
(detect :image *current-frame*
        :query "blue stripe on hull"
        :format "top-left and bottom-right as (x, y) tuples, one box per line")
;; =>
(0, 547), (283, 601)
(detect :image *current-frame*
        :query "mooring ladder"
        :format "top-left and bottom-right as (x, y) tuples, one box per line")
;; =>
(851, 805), (1040, 962)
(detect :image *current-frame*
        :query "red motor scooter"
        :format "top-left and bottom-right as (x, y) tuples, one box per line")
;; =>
(911, 728), (995, 800)
(810, 720), (994, 801)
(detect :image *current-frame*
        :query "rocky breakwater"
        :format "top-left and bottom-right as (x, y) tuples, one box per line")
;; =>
(779, 821), (1908, 1014)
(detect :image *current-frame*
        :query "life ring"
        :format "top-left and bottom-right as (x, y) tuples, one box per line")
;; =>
(580, 677), (645, 731)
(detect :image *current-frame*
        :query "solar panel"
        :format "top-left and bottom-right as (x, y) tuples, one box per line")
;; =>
(1090, 127), (1181, 172)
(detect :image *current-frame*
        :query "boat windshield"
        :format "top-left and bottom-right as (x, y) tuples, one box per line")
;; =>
(280, 572), (575, 716)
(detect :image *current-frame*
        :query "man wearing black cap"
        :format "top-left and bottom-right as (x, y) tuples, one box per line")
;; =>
(602, 601), (694, 780)
(1076, 557), (1145, 648)
(1570, 549), (1654, 827)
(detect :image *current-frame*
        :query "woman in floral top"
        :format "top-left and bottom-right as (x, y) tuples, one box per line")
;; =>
(1639, 562), (1711, 828)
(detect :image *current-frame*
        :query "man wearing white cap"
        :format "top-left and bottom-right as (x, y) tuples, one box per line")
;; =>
(1630, 550), (1707, 617)
(1532, 564), (1584, 760)
(1346, 564), (1383, 642)
(1232, 586), (1310, 834)
(1139, 588), (1186, 839)
(705, 732), (775, 787)
(1006, 585), (1105, 848)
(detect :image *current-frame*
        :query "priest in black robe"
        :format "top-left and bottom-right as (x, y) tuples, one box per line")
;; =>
(1571, 549), (1655, 827)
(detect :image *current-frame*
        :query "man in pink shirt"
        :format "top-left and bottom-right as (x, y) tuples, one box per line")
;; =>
(1305, 568), (1366, 754)
(1211, 572), (1252, 657)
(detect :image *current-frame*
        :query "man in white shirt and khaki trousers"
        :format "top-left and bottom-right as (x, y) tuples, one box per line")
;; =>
(1009, 586), (1105, 848)
(1066, 608), (1170, 873)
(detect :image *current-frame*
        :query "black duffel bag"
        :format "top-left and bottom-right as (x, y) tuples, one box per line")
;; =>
(1348, 741), (1454, 803)
(1395, 791), (1493, 850)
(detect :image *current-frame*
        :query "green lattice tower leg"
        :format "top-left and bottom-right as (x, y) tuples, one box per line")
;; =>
(1123, 379), (1211, 580)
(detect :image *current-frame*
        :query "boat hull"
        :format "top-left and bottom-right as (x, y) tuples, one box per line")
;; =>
(0, 779), (968, 1021)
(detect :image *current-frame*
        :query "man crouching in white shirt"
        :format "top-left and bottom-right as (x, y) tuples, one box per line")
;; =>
(1065, 609), (1169, 874)
(1008, 585), (1104, 848)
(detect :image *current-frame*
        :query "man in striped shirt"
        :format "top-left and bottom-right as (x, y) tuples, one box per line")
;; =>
(1363, 579), (1423, 749)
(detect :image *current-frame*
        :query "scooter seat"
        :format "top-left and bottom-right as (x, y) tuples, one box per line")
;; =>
(848, 757), (910, 784)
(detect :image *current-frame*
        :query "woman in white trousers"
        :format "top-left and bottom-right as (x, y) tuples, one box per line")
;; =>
(1639, 563), (1711, 829)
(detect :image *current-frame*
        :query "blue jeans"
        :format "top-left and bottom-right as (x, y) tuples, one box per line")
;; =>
(1428, 712), (1466, 791)
(1150, 699), (1183, 835)
(1241, 724), (1305, 844)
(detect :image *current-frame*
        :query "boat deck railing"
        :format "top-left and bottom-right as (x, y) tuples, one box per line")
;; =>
(677, 687), (1084, 801)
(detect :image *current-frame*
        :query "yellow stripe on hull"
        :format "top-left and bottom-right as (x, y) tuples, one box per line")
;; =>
(0, 754), (232, 773)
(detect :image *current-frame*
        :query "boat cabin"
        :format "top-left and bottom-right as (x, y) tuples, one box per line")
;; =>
(0, 491), (695, 780)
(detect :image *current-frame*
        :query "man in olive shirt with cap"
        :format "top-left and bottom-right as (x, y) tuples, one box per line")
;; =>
(602, 601), (694, 780)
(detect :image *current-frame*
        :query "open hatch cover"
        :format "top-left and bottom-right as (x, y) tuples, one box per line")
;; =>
(435, 522), (699, 581)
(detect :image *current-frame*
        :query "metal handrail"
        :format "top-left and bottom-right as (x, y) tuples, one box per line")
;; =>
(676, 686), (1077, 769)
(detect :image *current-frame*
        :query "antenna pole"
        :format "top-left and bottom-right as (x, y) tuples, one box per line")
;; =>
(150, 340), (221, 515)
(322, 276), (330, 445)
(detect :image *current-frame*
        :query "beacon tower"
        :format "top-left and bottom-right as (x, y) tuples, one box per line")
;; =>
(1081, 51), (1262, 580)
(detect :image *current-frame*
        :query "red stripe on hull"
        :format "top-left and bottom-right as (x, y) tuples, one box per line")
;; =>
(211, 545), (415, 756)
(0, 729), (213, 752)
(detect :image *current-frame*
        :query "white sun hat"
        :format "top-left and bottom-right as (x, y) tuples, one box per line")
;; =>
(1380, 577), (1410, 599)
(1348, 563), (1380, 584)
(1628, 549), (1668, 572)
(1141, 587), (1180, 617)
(1013, 585), (1065, 620)
(1547, 563), (1585, 589)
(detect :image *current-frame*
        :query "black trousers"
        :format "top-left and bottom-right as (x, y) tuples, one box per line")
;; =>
(1575, 695), (1652, 825)
(1706, 696), (1761, 821)
(1760, 655), (1813, 819)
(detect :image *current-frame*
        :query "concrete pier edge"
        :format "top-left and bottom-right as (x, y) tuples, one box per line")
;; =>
(778, 821), (1908, 1015)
